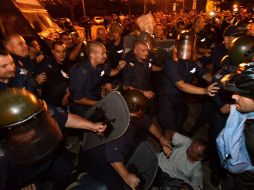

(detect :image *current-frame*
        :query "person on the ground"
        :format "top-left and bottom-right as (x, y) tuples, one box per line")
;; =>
(80, 90), (171, 190)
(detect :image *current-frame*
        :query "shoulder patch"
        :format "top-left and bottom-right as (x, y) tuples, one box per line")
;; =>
(190, 68), (196, 73)
(129, 62), (135, 67)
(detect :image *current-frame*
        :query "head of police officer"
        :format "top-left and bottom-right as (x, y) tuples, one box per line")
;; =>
(175, 30), (196, 62)
(223, 25), (245, 49)
(223, 63), (254, 113)
(124, 89), (147, 117)
(0, 47), (16, 84)
(4, 34), (29, 58)
(86, 41), (107, 68)
(133, 40), (149, 63)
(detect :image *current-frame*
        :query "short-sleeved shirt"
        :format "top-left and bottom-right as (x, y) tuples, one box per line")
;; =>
(47, 104), (68, 131)
(211, 44), (227, 74)
(158, 133), (203, 190)
(122, 53), (153, 90)
(162, 58), (207, 96)
(69, 58), (110, 115)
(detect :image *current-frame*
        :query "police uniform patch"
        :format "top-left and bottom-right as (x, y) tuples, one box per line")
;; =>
(19, 68), (28, 75)
(100, 70), (105, 77)
(117, 49), (123, 54)
(190, 68), (196, 73)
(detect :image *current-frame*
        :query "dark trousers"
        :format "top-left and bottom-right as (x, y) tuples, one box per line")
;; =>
(0, 149), (73, 190)
(221, 171), (254, 190)
(153, 167), (193, 190)
(158, 95), (188, 132)
(79, 150), (125, 190)
(208, 107), (228, 179)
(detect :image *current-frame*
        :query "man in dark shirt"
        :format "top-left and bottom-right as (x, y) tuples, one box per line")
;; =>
(0, 47), (107, 190)
(35, 40), (70, 101)
(69, 41), (125, 117)
(80, 90), (171, 190)
(157, 31), (218, 135)
(3, 34), (46, 94)
(122, 40), (161, 100)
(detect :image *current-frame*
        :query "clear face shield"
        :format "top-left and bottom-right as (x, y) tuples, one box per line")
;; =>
(177, 31), (196, 61)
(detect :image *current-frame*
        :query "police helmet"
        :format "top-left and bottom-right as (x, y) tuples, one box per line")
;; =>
(228, 36), (254, 66)
(136, 31), (157, 52)
(177, 30), (196, 61)
(123, 90), (147, 114)
(0, 88), (62, 165)
(223, 64), (254, 99)
(220, 55), (238, 72)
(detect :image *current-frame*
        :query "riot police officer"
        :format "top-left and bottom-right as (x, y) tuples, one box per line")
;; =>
(79, 90), (171, 190)
(157, 30), (219, 135)
(0, 48), (107, 189)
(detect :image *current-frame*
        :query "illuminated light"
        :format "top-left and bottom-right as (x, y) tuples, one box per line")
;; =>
(209, 11), (215, 17)
(11, 107), (20, 114)
(241, 46), (247, 51)
(30, 94), (38, 103)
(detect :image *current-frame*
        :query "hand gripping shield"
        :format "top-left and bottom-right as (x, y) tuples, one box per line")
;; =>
(124, 141), (158, 190)
(82, 91), (130, 151)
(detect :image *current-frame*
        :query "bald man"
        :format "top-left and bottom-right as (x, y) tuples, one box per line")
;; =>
(69, 41), (125, 117)
(4, 34), (46, 94)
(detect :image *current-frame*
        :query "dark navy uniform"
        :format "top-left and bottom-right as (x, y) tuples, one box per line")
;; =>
(69, 58), (110, 117)
(158, 58), (207, 132)
(105, 39), (124, 85)
(10, 54), (38, 95)
(211, 44), (227, 74)
(122, 52), (157, 118)
(106, 40), (124, 69)
(80, 115), (152, 190)
(122, 52), (153, 90)
(35, 56), (67, 82)
(35, 56), (69, 104)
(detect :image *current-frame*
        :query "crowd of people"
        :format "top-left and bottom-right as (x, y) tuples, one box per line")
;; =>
(0, 7), (254, 190)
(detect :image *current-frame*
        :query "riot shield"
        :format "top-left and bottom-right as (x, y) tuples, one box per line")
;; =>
(155, 39), (175, 53)
(82, 91), (130, 151)
(124, 141), (158, 190)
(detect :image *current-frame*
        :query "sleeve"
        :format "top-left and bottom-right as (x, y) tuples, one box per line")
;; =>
(165, 60), (183, 85)
(121, 62), (134, 86)
(101, 64), (111, 84)
(48, 105), (68, 131)
(69, 65), (88, 100)
(142, 116), (153, 130)
(196, 61), (208, 78)
(105, 138), (125, 163)
(212, 93), (225, 109)
(172, 132), (192, 147)
(189, 164), (203, 190)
